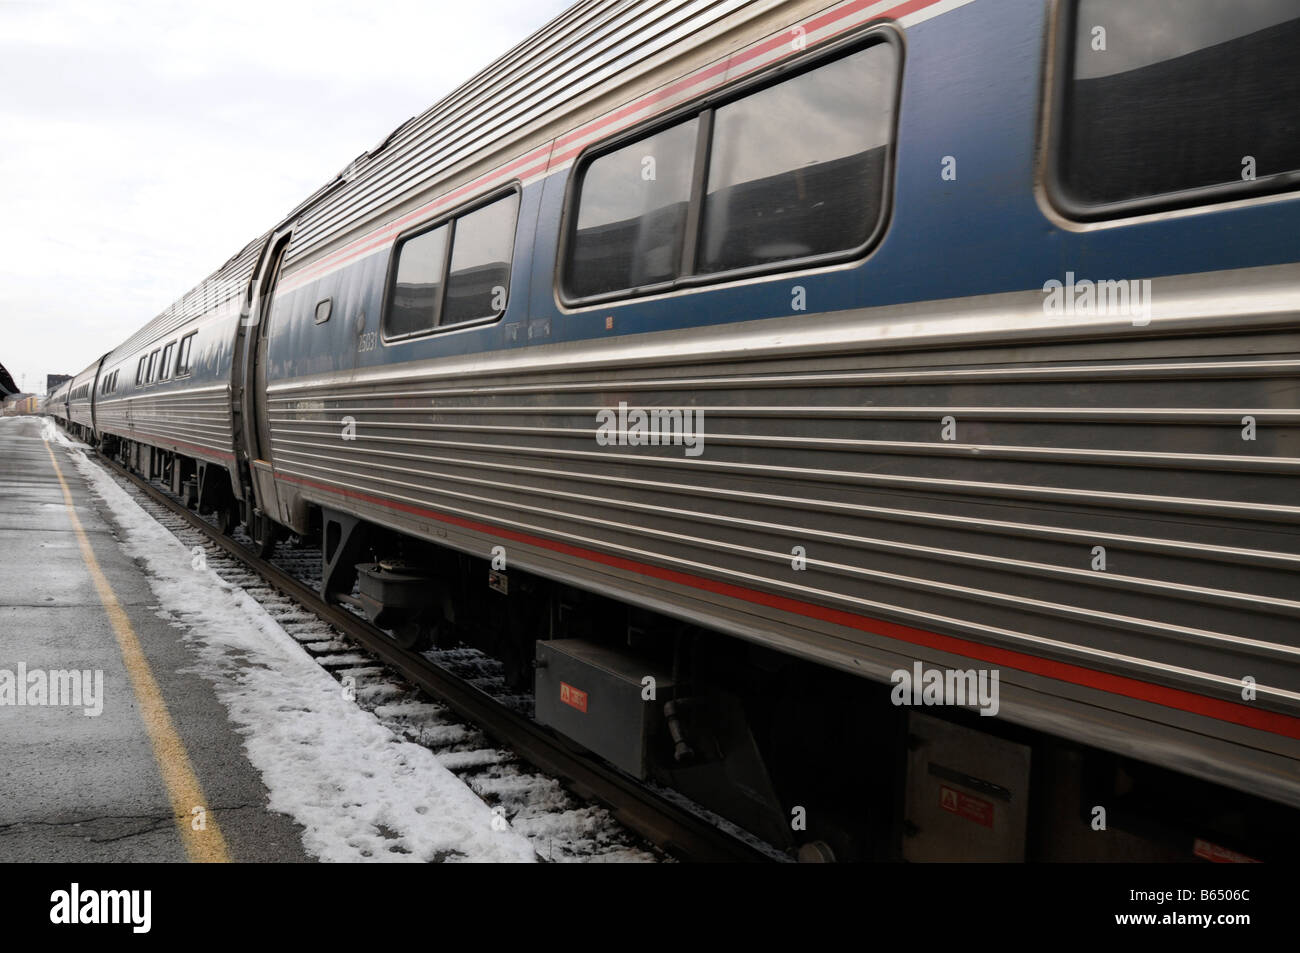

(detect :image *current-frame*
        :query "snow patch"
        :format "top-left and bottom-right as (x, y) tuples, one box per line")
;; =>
(62, 442), (536, 864)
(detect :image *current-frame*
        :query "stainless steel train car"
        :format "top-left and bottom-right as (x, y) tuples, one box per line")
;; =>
(66, 359), (104, 442)
(91, 235), (271, 529)
(61, 0), (1300, 861)
(46, 380), (70, 422)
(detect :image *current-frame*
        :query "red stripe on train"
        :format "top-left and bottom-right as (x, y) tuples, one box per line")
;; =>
(550, 0), (941, 158)
(274, 470), (1300, 742)
(281, 151), (552, 289)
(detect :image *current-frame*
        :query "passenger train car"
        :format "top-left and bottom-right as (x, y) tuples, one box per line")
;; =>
(47, 380), (70, 422)
(59, 0), (1300, 861)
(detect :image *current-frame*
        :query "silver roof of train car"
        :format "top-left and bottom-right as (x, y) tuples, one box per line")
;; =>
(285, 0), (778, 267)
(113, 0), (787, 356)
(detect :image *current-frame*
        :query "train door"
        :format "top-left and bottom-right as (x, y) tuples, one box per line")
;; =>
(238, 225), (294, 553)
(88, 354), (107, 439)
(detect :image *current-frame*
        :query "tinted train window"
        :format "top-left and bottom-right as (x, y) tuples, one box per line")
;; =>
(159, 343), (175, 381)
(146, 350), (160, 382)
(441, 193), (520, 326)
(1057, 0), (1300, 213)
(563, 34), (899, 303)
(176, 332), (196, 376)
(388, 224), (449, 338)
(566, 119), (699, 299)
(384, 191), (520, 340)
(136, 356), (147, 385)
(700, 44), (895, 273)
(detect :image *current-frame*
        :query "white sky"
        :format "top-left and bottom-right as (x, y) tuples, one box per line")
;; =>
(0, 0), (571, 393)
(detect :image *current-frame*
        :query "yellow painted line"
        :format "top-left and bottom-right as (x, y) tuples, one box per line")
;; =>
(44, 441), (231, 863)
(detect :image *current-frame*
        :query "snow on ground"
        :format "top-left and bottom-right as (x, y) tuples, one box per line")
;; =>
(40, 417), (83, 447)
(49, 429), (537, 863)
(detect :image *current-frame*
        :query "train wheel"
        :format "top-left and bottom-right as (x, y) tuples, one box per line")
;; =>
(392, 620), (432, 652)
(217, 504), (237, 536)
(251, 513), (278, 559)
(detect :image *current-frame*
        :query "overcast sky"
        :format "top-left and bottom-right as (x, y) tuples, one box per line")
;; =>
(0, 0), (571, 393)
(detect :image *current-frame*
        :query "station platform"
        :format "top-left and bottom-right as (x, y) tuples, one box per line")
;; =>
(0, 416), (311, 862)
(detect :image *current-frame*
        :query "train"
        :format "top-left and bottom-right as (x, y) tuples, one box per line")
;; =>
(51, 0), (1300, 861)
(42, 380), (70, 420)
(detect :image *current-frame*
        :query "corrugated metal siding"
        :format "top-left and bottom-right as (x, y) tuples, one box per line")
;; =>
(264, 317), (1300, 741)
(68, 361), (100, 430)
(123, 387), (235, 462)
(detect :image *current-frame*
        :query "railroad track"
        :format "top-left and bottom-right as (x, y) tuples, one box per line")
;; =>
(91, 450), (778, 863)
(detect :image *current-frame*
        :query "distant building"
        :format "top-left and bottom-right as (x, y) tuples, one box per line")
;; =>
(45, 373), (72, 394)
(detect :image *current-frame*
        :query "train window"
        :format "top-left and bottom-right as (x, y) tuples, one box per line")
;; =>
(700, 44), (895, 273)
(562, 30), (899, 303)
(1053, 0), (1300, 217)
(566, 118), (700, 299)
(136, 356), (147, 385)
(387, 223), (450, 338)
(146, 349), (160, 383)
(176, 332), (196, 376)
(441, 193), (520, 326)
(159, 343), (175, 381)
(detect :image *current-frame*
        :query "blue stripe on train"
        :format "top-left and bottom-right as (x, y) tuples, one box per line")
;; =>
(271, 0), (1300, 380)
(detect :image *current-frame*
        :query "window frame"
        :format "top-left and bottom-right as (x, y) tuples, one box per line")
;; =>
(556, 22), (904, 309)
(1044, 0), (1300, 222)
(159, 342), (176, 381)
(380, 183), (522, 345)
(176, 331), (197, 377)
(146, 349), (160, 383)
